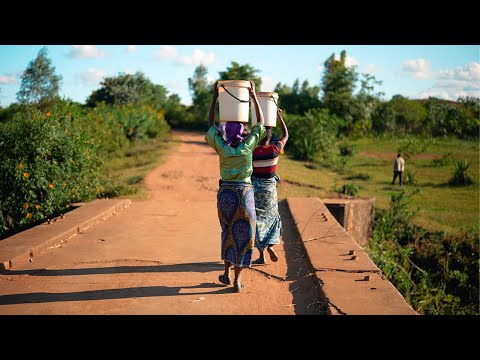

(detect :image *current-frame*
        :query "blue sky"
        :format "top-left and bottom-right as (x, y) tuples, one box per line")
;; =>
(0, 45), (478, 107)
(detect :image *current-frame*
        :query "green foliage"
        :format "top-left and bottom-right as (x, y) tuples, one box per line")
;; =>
(164, 94), (194, 129)
(16, 47), (62, 105)
(449, 160), (474, 186)
(187, 65), (213, 129)
(371, 101), (396, 133)
(404, 170), (417, 185)
(285, 109), (342, 162)
(335, 183), (359, 197)
(390, 97), (427, 134)
(0, 101), (101, 237)
(428, 152), (453, 167)
(321, 50), (358, 124)
(274, 79), (322, 115)
(85, 102), (169, 147)
(86, 72), (168, 108)
(368, 189), (479, 314)
(218, 61), (262, 90)
(397, 137), (431, 162)
(338, 140), (357, 157)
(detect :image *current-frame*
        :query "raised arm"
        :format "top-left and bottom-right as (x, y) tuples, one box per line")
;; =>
(249, 81), (264, 125)
(277, 108), (289, 143)
(208, 81), (219, 128)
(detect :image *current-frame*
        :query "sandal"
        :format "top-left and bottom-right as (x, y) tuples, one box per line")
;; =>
(267, 247), (279, 262)
(233, 283), (244, 293)
(218, 273), (231, 286)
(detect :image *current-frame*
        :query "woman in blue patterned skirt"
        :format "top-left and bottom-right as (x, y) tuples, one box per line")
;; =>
(251, 108), (289, 264)
(205, 81), (266, 292)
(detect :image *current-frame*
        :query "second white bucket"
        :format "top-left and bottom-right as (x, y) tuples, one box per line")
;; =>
(251, 92), (279, 127)
(218, 80), (251, 123)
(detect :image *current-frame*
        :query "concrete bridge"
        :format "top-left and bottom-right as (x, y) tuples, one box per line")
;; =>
(0, 131), (415, 315)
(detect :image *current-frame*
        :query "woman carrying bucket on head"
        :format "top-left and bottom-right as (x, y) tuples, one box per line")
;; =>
(205, 80), (266, 293)
(250, 94), (289, 265)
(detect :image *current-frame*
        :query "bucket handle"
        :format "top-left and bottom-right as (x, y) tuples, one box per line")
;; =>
(271, 95), (278, 107)
(220, 84), (250, 103)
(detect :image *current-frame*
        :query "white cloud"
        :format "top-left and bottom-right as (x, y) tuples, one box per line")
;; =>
(70, 45), (105, 59)
(437, 61), (480, 82)
(364, 64), (380, 74)
(317, 64), (324, 72)
(261, 76), (276, 92)
(155, 46), (218, 67)
(0, 73), (16, 84)
(415, 62), (480, 100)
(176, 49), (217, 66)
(127, 45), (137, 53)
(334, 53), (358, 68)
(156, 45), (178, 60)
(125, 68), (133, 75)
(81, 68), (107, 86)
(400, 58), (431, 79)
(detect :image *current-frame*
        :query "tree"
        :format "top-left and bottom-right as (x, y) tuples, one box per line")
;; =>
(86, 72), (167, 107)
(390, 97), (427, 134)
(275, 78), (322, 115)
(321, 50), (358, 123)
(218, 61), (262, 90)
(16, 47), (62, 104)
(188, 65), (213, 127)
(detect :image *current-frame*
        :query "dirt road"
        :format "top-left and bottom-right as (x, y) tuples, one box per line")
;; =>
(0, 131), (323, 315)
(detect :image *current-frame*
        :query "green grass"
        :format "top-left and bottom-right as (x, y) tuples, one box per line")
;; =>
(277, 136), (479, 234)
(102, 135), (177, 199)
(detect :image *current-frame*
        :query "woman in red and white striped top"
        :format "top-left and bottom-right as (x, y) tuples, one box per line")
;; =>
(252, 108), (289, 264)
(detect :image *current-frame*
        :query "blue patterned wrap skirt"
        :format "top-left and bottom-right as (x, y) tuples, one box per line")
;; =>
(217, 181), (256, 267)
(252, 176), (282, 251)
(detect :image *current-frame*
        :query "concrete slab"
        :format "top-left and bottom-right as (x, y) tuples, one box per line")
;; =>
(316, 272), (417, 315)
(0, 199), (131, 271)
(286, 197), (417, 315)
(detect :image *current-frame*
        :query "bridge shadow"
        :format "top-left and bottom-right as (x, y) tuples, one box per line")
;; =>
(0, 261), (233, 305)
(0, 283), (231, 305)
(3, 261), (223, 277)
(278, 200), (326, 315)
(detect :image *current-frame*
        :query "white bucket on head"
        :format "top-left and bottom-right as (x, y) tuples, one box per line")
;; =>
(218, 80), (251, 123)
(251, 92), (279, 127)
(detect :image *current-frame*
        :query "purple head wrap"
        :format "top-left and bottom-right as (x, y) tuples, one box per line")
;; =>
(225, 122), (244, 146)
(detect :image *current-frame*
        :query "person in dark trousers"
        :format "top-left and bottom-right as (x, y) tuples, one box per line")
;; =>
(205, 81), (266, 293)
(392, 153), (405, 186)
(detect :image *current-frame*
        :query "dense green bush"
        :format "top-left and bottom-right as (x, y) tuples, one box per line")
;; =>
(368, 189), (479, 314)
(285, 109), (342, 162)
(0, 101), (101, 237)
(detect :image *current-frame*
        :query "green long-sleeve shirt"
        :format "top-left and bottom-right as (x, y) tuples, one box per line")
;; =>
(205, 124), (266, 183)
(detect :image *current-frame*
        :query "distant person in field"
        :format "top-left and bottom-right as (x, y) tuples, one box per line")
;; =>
(251, 108), (289, 264)
(205, 80), (266, 293)
(392, 153), (405, 186)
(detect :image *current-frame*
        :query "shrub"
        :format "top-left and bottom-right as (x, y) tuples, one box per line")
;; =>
(368, 189), (479, 314)
(0, 101), (101, 237)
(338, 140), (358, 157)
(449, 160), (474, 186)
(286, 109), (342, 162)
(335, 183), (359, 197)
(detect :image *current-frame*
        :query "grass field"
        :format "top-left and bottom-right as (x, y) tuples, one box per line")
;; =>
(103, 135), (176, 199)
(277, 136), (479, 234)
